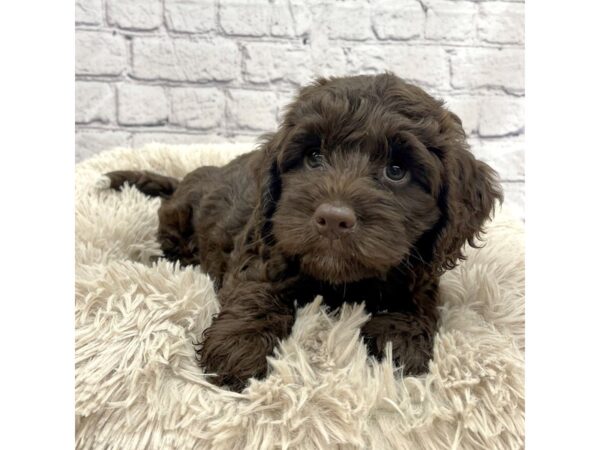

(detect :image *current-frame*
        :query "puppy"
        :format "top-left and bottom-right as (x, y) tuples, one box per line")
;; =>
(106, 73), (503, 392)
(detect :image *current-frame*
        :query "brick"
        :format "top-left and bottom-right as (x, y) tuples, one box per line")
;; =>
(131, 133), (259, 149)
(132, 37), (240, 82)
(500, 182), (525, 222)
(469, 135), (524, 180)
(75, 0), (103, 25)
(131, 132), (227, 148)
(323, 2), (372, 41)
(226, 135), (262, 144)
(227, 90), (278, 131)
(424, 0), (477, 41)
(443, 96), (479, 135)
(478, 3), (525, 44)
(479, 96), (524, 137)
(243, 43), (348, 86)
(270, 0), (297, 37)
(345, 46), (393, 75)
(170, 88), (225, 129)
(106, 0), (162, 30)
(75, 31), (127, 76)
(219, 0), (271, 36)
(117, 84), (169, 126)
(243, 43), (312, 85)
(76, 82), (115, 124)
(372, 0), (424, 40)
(164, 0), (215, 33)
(347, 45), (450, 88)
(451, 48), (524, 92)
(75, 129), (132, 161)
(288, 0), (312, 36)
(310, 47), (348, 79)
(220, 0), (309, 37)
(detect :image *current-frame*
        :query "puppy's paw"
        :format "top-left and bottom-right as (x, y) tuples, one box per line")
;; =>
(196, 321), (276, 392)
(361, 313), (433, 376)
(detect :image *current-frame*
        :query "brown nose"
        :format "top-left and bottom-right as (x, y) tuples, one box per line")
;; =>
(313, 203), (357, 238)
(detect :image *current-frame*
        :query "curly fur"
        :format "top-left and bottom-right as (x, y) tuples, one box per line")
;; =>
(106, 73), (502, 392)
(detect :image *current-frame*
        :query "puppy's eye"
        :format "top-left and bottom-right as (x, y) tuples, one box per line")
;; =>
(305, 150), (324, 169)
(384, 164), (408, 182)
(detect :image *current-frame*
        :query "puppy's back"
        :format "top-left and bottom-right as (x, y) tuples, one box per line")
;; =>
(158, 150), (261, 286)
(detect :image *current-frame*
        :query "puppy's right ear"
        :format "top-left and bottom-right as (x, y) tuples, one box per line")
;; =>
(251, 130), (287, 245)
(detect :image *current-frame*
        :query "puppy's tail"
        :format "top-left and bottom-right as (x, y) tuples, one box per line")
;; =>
(104, 170), (180, 198)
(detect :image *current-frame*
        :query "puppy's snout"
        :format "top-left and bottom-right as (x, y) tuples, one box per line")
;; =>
(313, 203), (357, 239)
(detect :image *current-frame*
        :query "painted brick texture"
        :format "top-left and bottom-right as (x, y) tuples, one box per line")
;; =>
(75, 0), (525, 219)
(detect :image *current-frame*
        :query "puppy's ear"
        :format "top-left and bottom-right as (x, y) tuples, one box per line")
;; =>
(252, 130), (287, 245)
(429, 114), (504, 273)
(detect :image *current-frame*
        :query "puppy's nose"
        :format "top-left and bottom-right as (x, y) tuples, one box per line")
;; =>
(313, 203), (357, 238)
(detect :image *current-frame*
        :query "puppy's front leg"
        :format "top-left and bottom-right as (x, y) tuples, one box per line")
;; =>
(361, 310), (437, 376)
(198, 280), (295, 391)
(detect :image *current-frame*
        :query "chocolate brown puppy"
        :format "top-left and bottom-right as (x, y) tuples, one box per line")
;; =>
(106, 73), (503, 392)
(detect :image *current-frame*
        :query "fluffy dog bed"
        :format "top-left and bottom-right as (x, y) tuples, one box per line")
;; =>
(75, 144), (524, 450)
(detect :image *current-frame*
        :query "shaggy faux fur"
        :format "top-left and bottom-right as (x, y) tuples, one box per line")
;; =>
(75, 143), (524, 450)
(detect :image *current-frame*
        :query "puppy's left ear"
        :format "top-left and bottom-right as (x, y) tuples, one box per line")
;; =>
(429, 114), (504, 273)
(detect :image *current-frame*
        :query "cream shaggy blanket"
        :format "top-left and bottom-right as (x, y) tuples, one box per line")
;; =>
(75, 144), (525, 450)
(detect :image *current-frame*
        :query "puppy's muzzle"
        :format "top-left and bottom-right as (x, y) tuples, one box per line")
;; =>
(313, 203), (357, 240)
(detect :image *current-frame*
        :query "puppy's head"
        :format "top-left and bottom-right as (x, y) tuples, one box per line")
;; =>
(256, 74), (502, 284)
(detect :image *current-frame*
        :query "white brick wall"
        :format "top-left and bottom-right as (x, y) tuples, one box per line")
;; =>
(75, 0), (525, 219)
